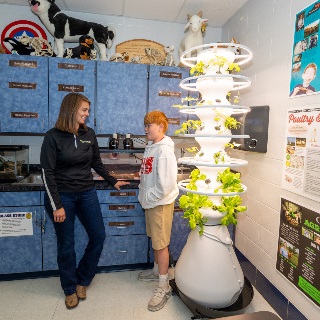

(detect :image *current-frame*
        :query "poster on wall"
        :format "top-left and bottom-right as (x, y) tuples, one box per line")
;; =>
(282, 106), (320, 202)
(289, 1), (320, 98)
(0, 212), (33, 237)
(276, 198), (320, 308)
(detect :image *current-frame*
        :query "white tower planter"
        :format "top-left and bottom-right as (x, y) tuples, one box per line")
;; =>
(174, 43), (253, 309)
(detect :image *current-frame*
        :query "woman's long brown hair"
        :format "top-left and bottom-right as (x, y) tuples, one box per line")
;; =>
(55, 93), (90, 134)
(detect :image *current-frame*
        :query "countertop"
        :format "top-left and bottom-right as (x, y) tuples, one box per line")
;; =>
(0, 164), (140, 192)
(0, 180), (140, 192)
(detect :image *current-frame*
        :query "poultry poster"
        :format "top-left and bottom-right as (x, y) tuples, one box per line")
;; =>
(282, 106), (320, 202)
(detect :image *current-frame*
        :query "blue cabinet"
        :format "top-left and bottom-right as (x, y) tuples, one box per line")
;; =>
(0, 191), (42, 274)
(96, 62), (148, 135)
(148, 65), (190, 136)
(0, 55), (48, 133)
(48, 58), (96, 129)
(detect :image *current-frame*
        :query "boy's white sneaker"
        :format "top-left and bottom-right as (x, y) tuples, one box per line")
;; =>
(148, 286), (172, 311)
(137, 269), (159, 281)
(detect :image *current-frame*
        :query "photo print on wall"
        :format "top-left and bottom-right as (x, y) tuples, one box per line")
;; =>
(290, 1), (320, 98)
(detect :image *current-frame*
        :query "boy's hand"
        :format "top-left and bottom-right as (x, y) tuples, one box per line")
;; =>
(114, 180), (130, 190)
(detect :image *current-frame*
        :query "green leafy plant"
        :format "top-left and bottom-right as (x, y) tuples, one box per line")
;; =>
(215, 168), (243, 193)
(179, 193), (213, 234)
(190, 56), (241, 76)
(172, 96), (199, 108)
(187, 168), (207, 190)
(186, 147), (200, 156)
(225, 142), (235, 149)
(179, 193), (247, 234)
(213, 151), (225, 164)
(224, 116), (241, 130)
(174, 119), (202, 135)
(190, 61), (205, 76)
(214, 195), (247, 226)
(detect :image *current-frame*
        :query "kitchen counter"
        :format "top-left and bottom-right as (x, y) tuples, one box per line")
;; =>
(0, 164), (140, 192)
(0, 180), (140, 192)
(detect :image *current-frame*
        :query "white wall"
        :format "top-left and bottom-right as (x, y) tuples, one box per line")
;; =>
(222, 1), (320, 319)
(0, 4), (221, 163)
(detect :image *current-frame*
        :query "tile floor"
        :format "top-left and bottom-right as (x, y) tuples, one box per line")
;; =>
(0, 269), (281, 320)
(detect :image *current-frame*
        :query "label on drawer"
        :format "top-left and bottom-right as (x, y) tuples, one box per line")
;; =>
(58, 84), (84, 92)
(11, 112), (38, 118)
(109, 205), (135, 211)
(109, 221), (134, 227)
(58, 63), (84, 70)
(0, 212), (33, 237)
(160, 71), (182, 79)
(110, 191), (136, 197)
(168, 118), (180, 125)
(9, 60), (37, 68)
(9, 82), (36, 89)
(158, 90), (181, 97)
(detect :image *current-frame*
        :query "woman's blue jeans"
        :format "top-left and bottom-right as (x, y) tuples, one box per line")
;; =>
(45, 188), (106, 296)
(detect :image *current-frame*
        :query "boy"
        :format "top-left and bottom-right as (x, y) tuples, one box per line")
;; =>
(138, 110), (179, 311)
(290, 62), (317, 96)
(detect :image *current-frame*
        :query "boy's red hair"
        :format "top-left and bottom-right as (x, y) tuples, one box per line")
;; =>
(144, 110), (169, 132)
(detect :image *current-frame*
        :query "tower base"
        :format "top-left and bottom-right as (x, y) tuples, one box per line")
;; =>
(170, 276), (254, 319)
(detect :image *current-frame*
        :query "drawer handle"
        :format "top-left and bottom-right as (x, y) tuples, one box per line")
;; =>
(116, 226), (127, 229)
(109, 221), (134, 227)
(116, 250), (127, 253)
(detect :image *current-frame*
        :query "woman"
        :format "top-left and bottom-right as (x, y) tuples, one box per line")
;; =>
(40, 93), (129, 309)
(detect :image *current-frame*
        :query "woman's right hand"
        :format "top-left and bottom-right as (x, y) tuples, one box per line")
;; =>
(53, 207), (66, 223)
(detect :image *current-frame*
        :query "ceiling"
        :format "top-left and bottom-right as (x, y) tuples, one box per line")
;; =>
(1, 0), (249, 28)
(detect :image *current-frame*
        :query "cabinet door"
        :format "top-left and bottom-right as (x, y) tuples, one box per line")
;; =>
(0, 191), (40, 207)
(48, 58), (96, 129)
(0, 55), (48, 133)
(42, 211), (88, 271)
(0, 206), (42, 274)
(148, 65), (190, 136)
(96, 62), (148, 134)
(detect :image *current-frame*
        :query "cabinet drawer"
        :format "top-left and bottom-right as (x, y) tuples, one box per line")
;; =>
(101, 203), (144, 217)
(104, 216), (145, 236)
(0, 192), (40, 206)
(97, 189), (138, 203)
(98, 235), (148, 266)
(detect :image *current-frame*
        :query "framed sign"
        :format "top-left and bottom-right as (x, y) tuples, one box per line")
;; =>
(277, 198), (320, 307)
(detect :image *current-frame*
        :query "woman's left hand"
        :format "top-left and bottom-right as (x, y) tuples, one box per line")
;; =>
(114, 180), (130, 190)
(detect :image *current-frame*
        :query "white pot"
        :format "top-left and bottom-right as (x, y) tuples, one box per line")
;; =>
(196, 77), (234, 104)
(175, 226), (244, 308)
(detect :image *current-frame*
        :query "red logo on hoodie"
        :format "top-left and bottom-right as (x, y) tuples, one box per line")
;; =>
(141, 157), (154, 174)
